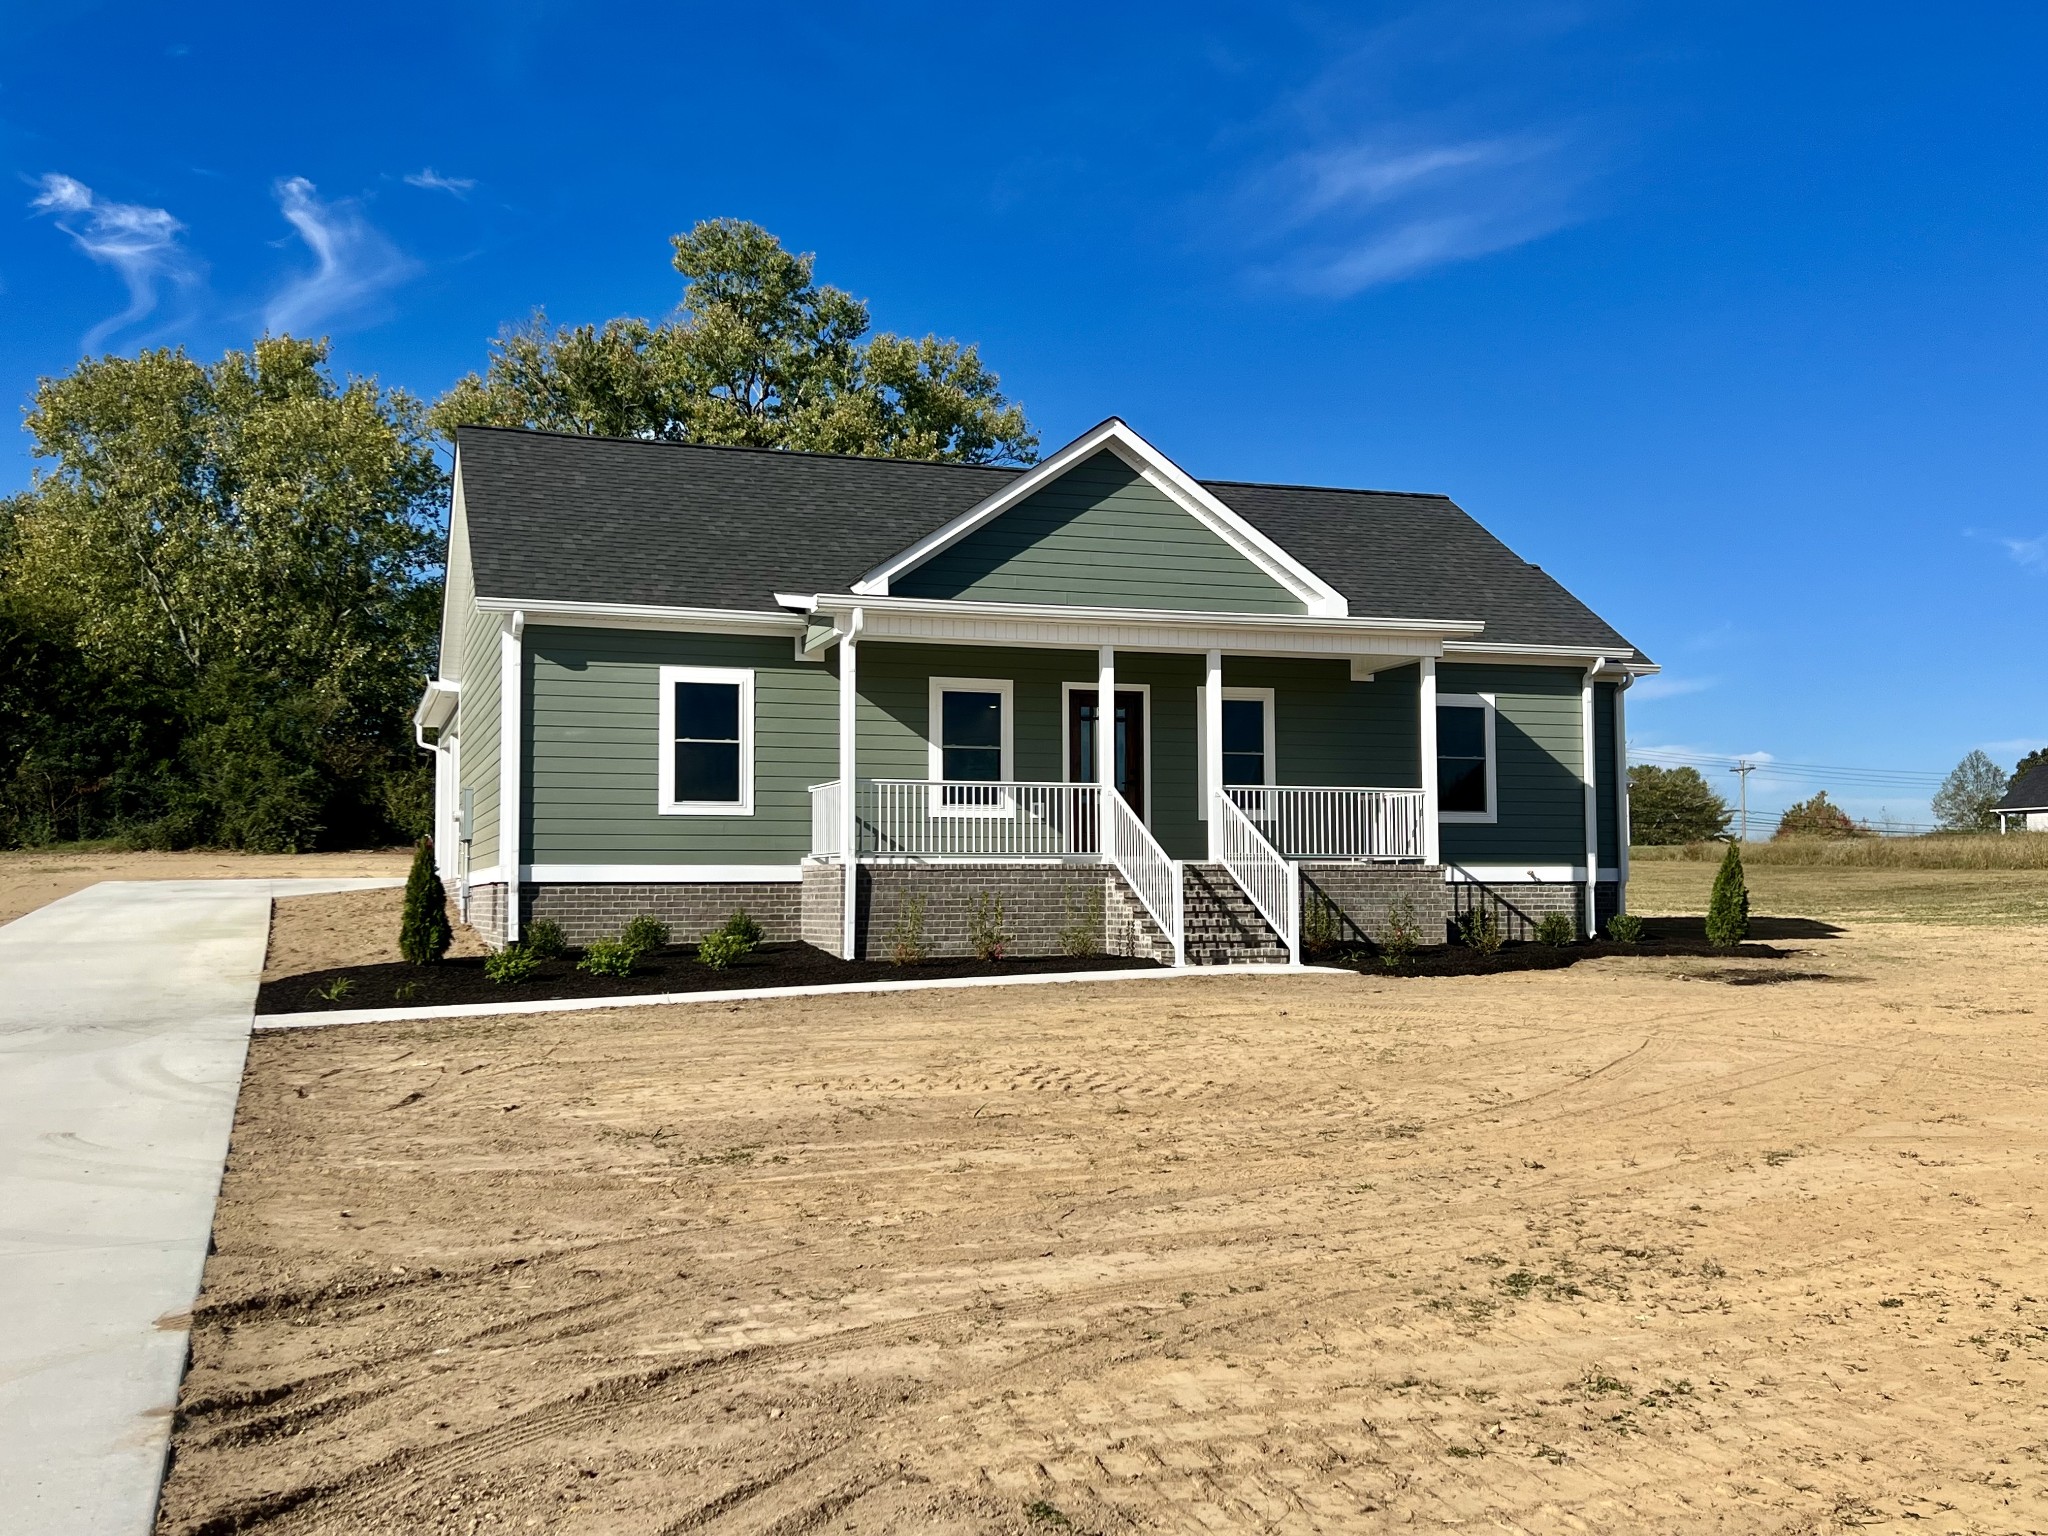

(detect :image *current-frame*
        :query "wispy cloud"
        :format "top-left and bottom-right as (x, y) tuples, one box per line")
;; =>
(264, 177), (416, 334)
(404, 168), (476, 196)
(29, 172), (200, 350)
(2000, 534), (2048, 570)
(1627, 674), (1715, 704)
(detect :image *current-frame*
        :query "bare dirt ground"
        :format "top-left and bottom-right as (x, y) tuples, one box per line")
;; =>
(159, 901), (2048, 1534)
(0, 846), (411, 928)
(265, 885), (487, 982)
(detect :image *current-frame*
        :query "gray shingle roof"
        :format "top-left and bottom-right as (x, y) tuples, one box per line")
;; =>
(1993, 762), (2048, 812)
(455, 426), (1646, 658)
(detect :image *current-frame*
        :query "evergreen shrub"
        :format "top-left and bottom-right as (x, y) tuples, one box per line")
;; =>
(485, 944), (541, 985)
(1534, 911), (1577, 947)
(1706, 842), (1751, 947)
(522, 917), (567, 960)
(399, 838), (451, 965)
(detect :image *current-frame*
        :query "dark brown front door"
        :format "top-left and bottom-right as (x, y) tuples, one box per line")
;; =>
(1067, 689), (1146, 822)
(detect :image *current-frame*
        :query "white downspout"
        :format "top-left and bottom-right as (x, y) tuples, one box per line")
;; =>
(1615, 674), (1633, 914)
(1581, 655), (1608, 939)
(499, 611), (524, 944)
(1419, 656), (1441, 867)
(839, 608), (863, 961)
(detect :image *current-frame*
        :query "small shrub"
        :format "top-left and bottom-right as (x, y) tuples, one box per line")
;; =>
(485, 944), (541, 985)
(967, 889), (1010, 962)
(719, 907), (763, 946)
(393, 981), (422, 1004)
(1705, 841), (1751, 947)
(1606, 911), (1645, 944)
(1534, 910), (1577, 947)
(522, 917), (568, 960)
(888, 893), (929, 966)
(1459, 904), (1503, 956)
(310, 975), (354, 1003)
(1057, 887), (1104, 959)
(697, 929), (755, 970)
(398, 838), (451, 965)
(578, 937), (638, 977)
(1301, 890), (1343, 957)
(1380, 895), (1421, 968)
(619, 913), (671, 959)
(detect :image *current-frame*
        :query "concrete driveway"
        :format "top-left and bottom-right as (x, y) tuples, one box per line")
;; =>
(0, 877), (401, 1536)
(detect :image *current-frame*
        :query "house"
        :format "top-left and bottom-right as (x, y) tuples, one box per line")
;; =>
(1992, 762), (2048, 833)
(413, 418), (1656, 964)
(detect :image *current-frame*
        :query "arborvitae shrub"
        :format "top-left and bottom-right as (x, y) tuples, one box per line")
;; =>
(1706, 842), (1751, 947)
(399, 838), (451, 965)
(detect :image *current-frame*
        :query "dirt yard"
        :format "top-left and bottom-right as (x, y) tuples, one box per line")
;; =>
(158, 904), (2047, 1534)
(0, 846), (411, 928)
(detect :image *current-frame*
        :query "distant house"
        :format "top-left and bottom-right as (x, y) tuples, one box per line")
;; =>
(414, 418), (1657, 964)
(1992, 763), (2048, 833)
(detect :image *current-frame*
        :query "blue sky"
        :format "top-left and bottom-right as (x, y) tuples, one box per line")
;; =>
(4, 2), (2043, 827)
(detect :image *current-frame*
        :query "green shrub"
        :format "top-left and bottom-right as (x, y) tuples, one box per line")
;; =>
(887, 894), (929, 965)
(310, 975), (354, 1003)
(1056, 887), (1104, 959)
(697, 929), (755, 969)
(522, 917), (568, 960)
(578, 937), (638, 977)
(485, 944), (541, 985)
(1706, 842), (1751, 947)
(619, 914), (671, 958)
(967, 890), (1009, 962)
(1301, 890), (1343, 957)
(1380, 895), (1422, 967)
(398, 838), (451, 965)
(719, 907), (763, 946)
(1534, 911), (1577, 947)
(393, 981), (422, 1004)
(1459, 904), (1503, 956)
(1605, 911), (1645, 944)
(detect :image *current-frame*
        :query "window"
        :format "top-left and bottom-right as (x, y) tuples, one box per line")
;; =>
(928, 677), (1013, 808)
(1196, 684), (1275, 815)
(658, 665), (753, 814)
(1437, 692), (1496, 822)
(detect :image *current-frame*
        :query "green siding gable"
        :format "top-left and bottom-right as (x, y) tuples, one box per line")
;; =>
(893, 450), (1304, 613)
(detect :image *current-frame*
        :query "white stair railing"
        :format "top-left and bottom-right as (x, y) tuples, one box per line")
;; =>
(1216, 791), (1301, 965)
(1105, 791), (1183, 965)
(808, 780), (844, 858)
(1225, 785), (1427, 860)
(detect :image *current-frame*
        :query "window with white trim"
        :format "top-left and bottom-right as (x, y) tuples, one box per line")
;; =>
(1437, 692), (1497, 823)
(928, 676), (1013, 809)
(1195, 684), (1276, 816)
(658, 665), (754, 814)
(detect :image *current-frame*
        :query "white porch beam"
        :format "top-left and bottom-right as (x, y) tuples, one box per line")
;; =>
(1204, 649), (1224, 861)
(839, 611), (863, 959)
(1097, 645), (1117, 862)
(1418, 657), (1441, 866)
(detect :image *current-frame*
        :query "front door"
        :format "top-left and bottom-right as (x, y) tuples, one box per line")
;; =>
(1068, 689), (1146, 822)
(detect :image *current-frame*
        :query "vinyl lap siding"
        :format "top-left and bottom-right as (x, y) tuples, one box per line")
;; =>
(448, 500), (502, 870)
(1438, 663), (1586, 866)
(526, 627), (833, 864)
(893, 451), (1303, 614)
(1222, 657), (1421, 790)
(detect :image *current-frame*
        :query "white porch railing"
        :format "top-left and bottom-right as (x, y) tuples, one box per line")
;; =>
(1105, 790), (1184, 963)
(862, 779), (1104, 859)
(1226, 785), (1427, 861)
(1216, 790), (1300, 965)
(809, 780), (844, 858)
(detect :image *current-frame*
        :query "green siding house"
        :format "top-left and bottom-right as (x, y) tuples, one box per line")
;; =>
(415, 418), (1654, 963)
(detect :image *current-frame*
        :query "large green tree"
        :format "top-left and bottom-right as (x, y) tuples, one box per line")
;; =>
(1, 337), (445, 849)
(1627, 764), (1731, 845)
(431, 219), (1038, 464)
(1931, 749), (2007, 833)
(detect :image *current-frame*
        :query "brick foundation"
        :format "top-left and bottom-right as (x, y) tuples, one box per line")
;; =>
(1448, 878), (1589, 942)
(1299, 863), (1451, 946)
(463, 878), (802, 949)
(801, 862), (847, 956)
(851, 862), (1168, 962)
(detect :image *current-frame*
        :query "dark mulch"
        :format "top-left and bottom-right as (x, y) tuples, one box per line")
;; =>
(1314, 917), (1800, 979)
(259, 941), (1160, 1015)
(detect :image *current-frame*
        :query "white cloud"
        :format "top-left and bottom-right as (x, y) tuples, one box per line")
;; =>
(404, 168), (476, 196)
(264, 177), (416, 334)
(29, 172), (199, 350)
(2000, 534), (2048, 570)
(1626, 674), (1715, 704)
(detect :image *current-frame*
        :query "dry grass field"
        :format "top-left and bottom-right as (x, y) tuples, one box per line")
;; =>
(157, 862), (2048, 1535)
(0, 845), (410, 927)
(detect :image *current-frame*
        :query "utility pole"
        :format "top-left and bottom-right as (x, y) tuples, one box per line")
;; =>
(1730, 760), (1756, 843)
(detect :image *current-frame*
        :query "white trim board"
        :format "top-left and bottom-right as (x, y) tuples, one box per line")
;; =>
(927, 675), (1015, 785)
(476, 596), (804, 635)
(1442, 865), (1624, 883)
(1436, 691), (1498, 825)
(1194, 684), (1276, 817)
(657, 663), (756, 816)
(465, 865), (804, 885)
(849, 418), (1352, 617)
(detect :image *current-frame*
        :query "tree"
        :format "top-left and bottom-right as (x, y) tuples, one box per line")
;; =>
(399, 837), (451, 964)
(0, 336), (444, 849)
(430, 219), (1037, 465)
(2014, 747), (2048, 781)
(1705, 841), (1750, 947)
(1773, 791), (1865, 839)
(1627, 764), (1731, 845)
(1931, 750), (2008, 833)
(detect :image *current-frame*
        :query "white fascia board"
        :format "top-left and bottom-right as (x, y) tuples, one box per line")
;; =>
(810, 593), (1478, 640)
(1443, 863), (1623, 883)
(472, 596), (804, 635)
(1442, 640), (1645, 671)
(413, 678), (461, 732)
(849, 417), (1351, 617)
(435, 463), (467, 682)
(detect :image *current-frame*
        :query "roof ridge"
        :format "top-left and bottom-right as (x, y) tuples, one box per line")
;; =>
(1201, 477), (1451, 500)
(456, 423), (1029, 473)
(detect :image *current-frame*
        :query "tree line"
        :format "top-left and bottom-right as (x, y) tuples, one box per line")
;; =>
(0, 221), (1035, 851)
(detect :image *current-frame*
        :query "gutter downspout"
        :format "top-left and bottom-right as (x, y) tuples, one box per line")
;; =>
(500, 611), (525, 945)
(839, 608), (864, 961)
(1581, 655), (1608, 938)
(1615, 673), (1633, 914)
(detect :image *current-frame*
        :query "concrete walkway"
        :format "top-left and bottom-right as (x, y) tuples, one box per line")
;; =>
(0, 877), (401, 1536)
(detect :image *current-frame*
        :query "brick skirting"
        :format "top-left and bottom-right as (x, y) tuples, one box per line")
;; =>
(847, 863), (1169, 963)
(464, 879), (801, 949)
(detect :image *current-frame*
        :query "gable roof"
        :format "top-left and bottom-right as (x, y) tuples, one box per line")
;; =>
(1993, 762), (2048, 812)
(453, 425), (1647, 659)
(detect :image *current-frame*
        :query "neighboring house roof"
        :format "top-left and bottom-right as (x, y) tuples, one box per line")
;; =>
(454, 425), (1647, 658)
(1993, 762), (2048, 812)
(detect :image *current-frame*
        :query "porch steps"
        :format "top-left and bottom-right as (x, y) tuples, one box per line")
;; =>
(1181, 863), (1290, 966)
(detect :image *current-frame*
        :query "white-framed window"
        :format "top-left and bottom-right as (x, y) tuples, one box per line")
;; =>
(658, 665), (754, 815)
(1196, 684), (1276, 816)
(928, 676), (1013, 811)
(1437, 691), (1497, 823)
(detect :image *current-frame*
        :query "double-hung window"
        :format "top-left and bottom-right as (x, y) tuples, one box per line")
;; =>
(1436, 692), (1497, 822)
(928, 677), (1012, 811)
(1195, 685), (1276, 817)
(658, 665), (754, 814)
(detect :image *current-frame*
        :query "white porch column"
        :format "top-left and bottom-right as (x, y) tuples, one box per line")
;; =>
(1097, 644), (1117, 862)
(1418, 655), (1440, 866)
(839, 611), (863, 960)
(1581, 656), (1608, 938)
(1204, 648), (1224, 861)
(1615, 677), (1632, 913)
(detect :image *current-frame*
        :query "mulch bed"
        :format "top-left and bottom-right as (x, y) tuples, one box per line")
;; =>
(1314, 917), (1799, 979)
(259, 941), (1160, 1015)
